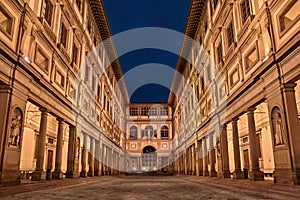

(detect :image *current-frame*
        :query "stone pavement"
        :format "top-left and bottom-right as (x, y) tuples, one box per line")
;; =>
(1, 175), (300, 199)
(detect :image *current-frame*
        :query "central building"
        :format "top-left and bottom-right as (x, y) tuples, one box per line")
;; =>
(125, 103), (173, 173)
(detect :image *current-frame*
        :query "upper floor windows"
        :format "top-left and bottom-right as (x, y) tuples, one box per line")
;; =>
(161, 126), (169, 138)
(72, 43), (80, 65)
(75, 0), (83, 14)
(130, 126), (138, 139)
(227, 22), (234, 47)
(60, 22), (68, 48)
(241, 0), (251, 23)
(0, 5), (14, 36)
(216, 43), (223, 64)
(130, 107), (139, 116)
(141, 107), (150, 116)
(44, 0), (54, 26)
(279, 0), (300, 32)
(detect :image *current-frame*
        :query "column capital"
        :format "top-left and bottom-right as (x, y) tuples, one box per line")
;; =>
(39, 107), (48, 114)
(232, 117), (239, 123)
(247, 107), (256, 113)
(57, 117), (64, 123)
(283, 82), (297, 91)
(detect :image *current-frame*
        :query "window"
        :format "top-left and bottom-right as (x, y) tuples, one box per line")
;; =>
(97, 84), (101, 100)
(87, 15), (92, 34)
(145, 126), (154, 137)
(44, 0), (54, 26)
(141, 107), (150, 116)
(0, 5), (14, 35)
(241, 0), (251, 23)
(55, 70), (65, 88)
(216, 43), (223, 64)
(34, 46), (49, 72)
(75, 0), (83, 13)
(60, 22), (68, 48)
(130, 107), (139, 116)
(159, 107), (168, 116)
(161, 126), (169, 138)
(149, 107), (157, 116)
(279, 0), (300, 32)
(72, 43), (79, 65)
(227, 22), (234, 47)
(130, 126), (138, 139)
(229, 68), (239, 87)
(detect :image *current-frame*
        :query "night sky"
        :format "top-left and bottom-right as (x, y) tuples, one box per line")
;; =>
(103, 0), (191, 102)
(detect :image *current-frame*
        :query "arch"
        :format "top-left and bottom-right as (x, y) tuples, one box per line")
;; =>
(129, 126), (137, 139)
(161, 125), (169, 138)
(142, 145), (156, 153)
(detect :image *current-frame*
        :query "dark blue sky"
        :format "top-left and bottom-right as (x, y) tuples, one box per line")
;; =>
(103, 0), (191, 102)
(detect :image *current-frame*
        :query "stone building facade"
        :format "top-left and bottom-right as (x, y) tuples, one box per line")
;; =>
(169, 0), (300, 184)
(0, 0), (128, 185)
(125, 103), (173, 173)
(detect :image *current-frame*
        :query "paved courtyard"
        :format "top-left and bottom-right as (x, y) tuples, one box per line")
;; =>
(2, 176), (300, 200)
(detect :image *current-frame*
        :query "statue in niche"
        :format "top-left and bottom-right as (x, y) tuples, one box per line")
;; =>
(9, 108), (23, 147)
(272, 109), (284, 145)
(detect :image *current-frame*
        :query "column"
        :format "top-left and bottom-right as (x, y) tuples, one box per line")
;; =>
(198, 140), (203, 176)
(32, 108), (48, 181)
(247, 108), (264, 181)
(195, 139), (199, 176)
(184, 151), (187, 175)
(192, 144), (195, 175)
(66, 125), (76, 178)
(219, 125), (231, 178)
(53, 118), (65, 179)
(202, 137), (209, 176)
(232, 118), (244, 179)
(80, 133), (88, 177)
(283, 83), (300, 184)
(209, 134), (217, 177)
(94, 140), (100, 176)
(88, 137), (95, 177)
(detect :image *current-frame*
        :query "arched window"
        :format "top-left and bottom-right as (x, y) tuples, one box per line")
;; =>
(161, 126), (169, 139)
(130, 126), (137, 139)
(145, 126), (154, 137)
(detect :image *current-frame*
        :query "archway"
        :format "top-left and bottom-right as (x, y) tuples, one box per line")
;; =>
(142, 146), (157, 172)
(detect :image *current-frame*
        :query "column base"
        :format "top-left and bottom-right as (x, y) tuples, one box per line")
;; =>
(80, 170), (87, 177)
(273, 169), (294, 184)
(218, 170), (231, 178)
(249, 170), (264, 181)
(31, 170), (46, 181)
(88, 170), (94, 177)
(52, 171), (64, 179)
(203, 170), (209, 177)
(210, 170), (217, 177)
(233, 170), (244, 179)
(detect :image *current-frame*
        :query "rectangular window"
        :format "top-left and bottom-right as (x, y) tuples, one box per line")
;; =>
(72, 43), (79, 65)
(34, 45), (49, 72)
(76, 0), (83, 13)
(44, 0), (54, 26)
(160, 107), (168, 116)
(217, 43), (223, 64)
(60, 22), (68, 48)
(241, 0), (251, 23)
(85, 66), (89, 82)
(130, 107), (139, 116)
(141, 107), (150, 116)
(87, 15), (92, 34)
(227, 22), (234, 47)
(0, 5), (14, 36)
(149, 107), (157, 116)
